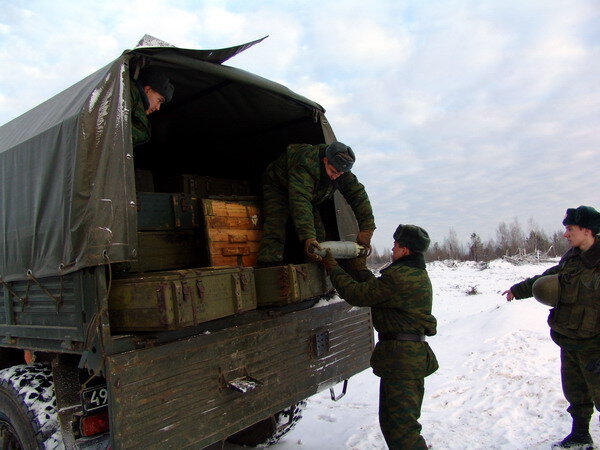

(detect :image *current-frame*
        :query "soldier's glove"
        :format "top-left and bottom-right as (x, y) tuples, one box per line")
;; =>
(356, 229), (374, 255)
(344, 254), (370, 282)
(304, 238), (322, 262)
(586, 358), (600, 376)
(348, 255), (368, 273)
(321, 249), (338, 273)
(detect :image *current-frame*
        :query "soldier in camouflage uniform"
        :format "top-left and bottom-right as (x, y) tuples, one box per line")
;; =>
(257, 142), (375, 264)
(503, 206), (600, 450)
(322, 224), (438, 449)
(130, 67), (174, 147)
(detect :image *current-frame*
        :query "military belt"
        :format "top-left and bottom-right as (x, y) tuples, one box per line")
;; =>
(378, 332), (426, 342)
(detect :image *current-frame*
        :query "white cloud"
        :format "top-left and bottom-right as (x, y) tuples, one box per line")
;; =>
(1, 0), (599, 252)
(297, 79), (348, 111)
(222, 11), (304, 77)
(314, 18), (413, 71)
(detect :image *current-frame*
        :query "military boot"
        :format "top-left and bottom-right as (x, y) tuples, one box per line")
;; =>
(551, 415), (594, 449)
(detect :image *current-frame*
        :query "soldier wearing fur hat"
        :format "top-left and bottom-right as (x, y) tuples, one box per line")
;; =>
(322, 224), (438, 449)
(503, 205), (600, 449)
(257, 142), (375, 264)
(130, 67), (174, 146)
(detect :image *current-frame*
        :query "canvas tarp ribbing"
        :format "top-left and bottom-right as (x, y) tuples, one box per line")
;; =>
(0, 38), (352, 282)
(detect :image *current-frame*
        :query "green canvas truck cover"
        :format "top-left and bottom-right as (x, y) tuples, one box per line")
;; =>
(0, 35), (354, 282)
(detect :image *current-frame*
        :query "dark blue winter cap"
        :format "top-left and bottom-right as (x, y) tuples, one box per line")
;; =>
(138, 67), (174, 102)
(325, 141), (355, 172)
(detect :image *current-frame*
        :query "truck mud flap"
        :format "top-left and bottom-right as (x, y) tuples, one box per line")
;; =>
(105, 301), (372, 449)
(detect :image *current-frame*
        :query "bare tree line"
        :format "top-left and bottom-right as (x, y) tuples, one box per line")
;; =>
(368, 218), (570, 265)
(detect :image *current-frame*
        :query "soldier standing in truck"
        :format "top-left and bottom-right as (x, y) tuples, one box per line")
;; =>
(257, 141), (376, 265)
(130, 67), (174, 146)
(321, 224), (438, 449)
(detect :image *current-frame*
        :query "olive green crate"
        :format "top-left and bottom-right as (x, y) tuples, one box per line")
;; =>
(109, 267), (256, 332)
(254, 263), (333, 306)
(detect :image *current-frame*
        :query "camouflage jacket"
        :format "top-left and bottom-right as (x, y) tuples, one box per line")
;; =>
(329, 254), (438, 379)
(263, 143), (375, 241)
(511, 240), (600, 349)
(130, 82), (151, 147)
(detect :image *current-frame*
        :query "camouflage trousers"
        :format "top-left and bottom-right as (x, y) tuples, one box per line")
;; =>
(257, 183), (326, 263)
(379, 377), (428, 450)
(560, 347), (600, 420)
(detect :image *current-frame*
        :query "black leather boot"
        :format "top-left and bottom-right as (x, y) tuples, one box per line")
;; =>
(552, 415), (594, 449)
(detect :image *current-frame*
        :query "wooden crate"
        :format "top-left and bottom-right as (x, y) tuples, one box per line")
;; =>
(108, 267), (256, 332)
(201, 199), (262, 267)
(137, 192), (199, 231)
(158, 174), (252, 198)
(254, 263), (333, 306)
(123, 230), (204, 273)
(135, 168), (155, 192)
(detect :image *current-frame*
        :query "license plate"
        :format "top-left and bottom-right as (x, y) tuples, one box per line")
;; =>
(81, 385), (108, 413)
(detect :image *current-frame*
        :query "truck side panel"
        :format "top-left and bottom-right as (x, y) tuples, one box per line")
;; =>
(0, 272), (87, 351)
(106, 301), (373, 449)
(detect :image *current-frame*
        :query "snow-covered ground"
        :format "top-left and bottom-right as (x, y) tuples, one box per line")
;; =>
(257, 258), (596, 450)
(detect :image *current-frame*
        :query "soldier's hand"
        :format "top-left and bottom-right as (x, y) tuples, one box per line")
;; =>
(586, 358), (600, 376)
(349, 255), (368, 273)
(356, 229), (374, 255)
(346, 255), (371, 281)
(502, 289), (514, 301)
(321, 249), (338, 273)
(304, 238), (322, 261)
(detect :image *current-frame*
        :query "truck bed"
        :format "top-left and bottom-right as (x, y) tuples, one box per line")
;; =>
(106, 300), (372, 449)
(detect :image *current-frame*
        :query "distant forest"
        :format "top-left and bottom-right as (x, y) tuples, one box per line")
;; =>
(368, 218), (570, 265)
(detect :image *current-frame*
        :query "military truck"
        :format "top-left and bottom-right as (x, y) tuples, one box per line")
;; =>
(0, 36), (373, 449)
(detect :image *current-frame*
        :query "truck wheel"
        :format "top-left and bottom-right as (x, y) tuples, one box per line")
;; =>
(226, 400), (306, 446)
(0, 364), (63, 449)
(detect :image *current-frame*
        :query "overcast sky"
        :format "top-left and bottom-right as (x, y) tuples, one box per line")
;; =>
(1, 0), (599, 253)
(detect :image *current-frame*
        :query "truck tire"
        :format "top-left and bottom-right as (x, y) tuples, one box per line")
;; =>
(226, 401), (306, 447)
(0, 364), (63, 449)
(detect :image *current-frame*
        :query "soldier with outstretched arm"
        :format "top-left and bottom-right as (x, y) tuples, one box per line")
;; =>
(322, 224), (438, 449)
(503, 206), (600, 450)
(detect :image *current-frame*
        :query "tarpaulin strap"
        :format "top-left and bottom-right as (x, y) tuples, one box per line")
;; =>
(0, 277), (26, 305)
(294, 266), (308, 281)
(84, 252), (112, 355)
(23, 279), (31, 306)
(132, 56), (147, 81)
(27, 271), (63, 312)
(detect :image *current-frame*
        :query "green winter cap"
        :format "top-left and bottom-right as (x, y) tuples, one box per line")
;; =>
(562, 205), (600, 234)
(393, 224), (431, 253)
(325, 141), (355, 172)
